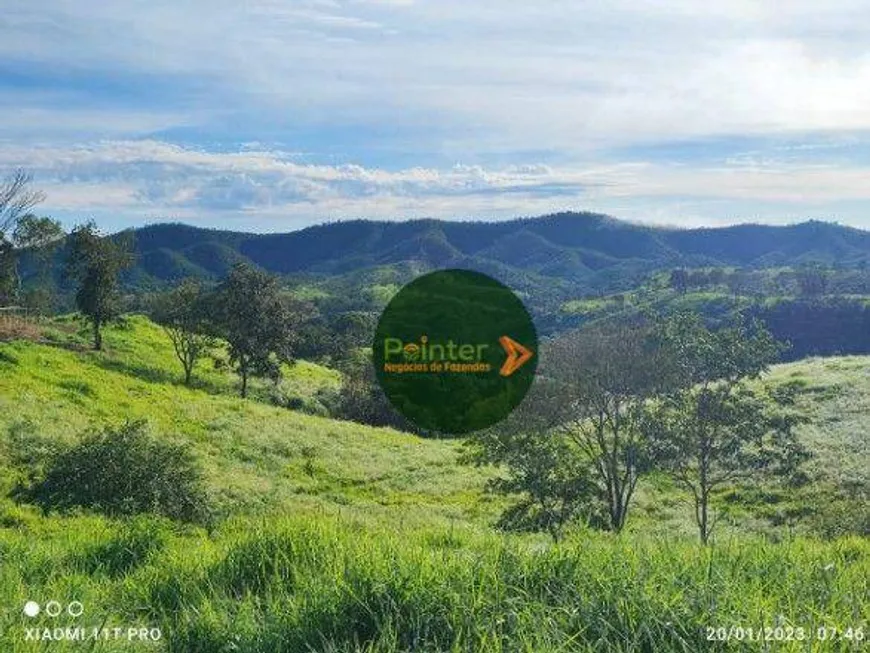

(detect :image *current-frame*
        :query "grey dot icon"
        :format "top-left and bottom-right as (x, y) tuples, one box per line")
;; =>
(45, 601), (62, 617)
(68, 601), (84, 617)
(23, 601), (40, 618)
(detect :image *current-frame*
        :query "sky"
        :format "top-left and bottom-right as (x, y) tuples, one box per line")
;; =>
(2, 0), (870, 234)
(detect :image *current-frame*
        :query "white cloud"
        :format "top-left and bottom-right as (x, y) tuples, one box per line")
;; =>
(3, 139), (870, 232)
(2, 1), (870, 229)
(3, 0), (870, 150)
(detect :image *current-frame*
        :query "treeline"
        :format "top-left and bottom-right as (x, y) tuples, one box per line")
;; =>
(561, 266), (870, 361)
(150, 267), (295, 398)
(667, 264), (870, 297)
(0, 186), (399, 421)
(747, 298), (870, 361)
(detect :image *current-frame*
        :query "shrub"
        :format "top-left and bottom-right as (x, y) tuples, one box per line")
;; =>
(808, 493), (870, 539)
(324, 362), (417, 433)
(20, 420), (211, 524)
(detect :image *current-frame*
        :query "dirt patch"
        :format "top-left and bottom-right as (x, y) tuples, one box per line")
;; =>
(0, 316), (42, 342)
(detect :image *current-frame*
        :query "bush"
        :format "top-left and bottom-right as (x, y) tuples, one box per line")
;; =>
(808, 491), (870, 539)
(20, 420), (211, 524)
(324, 362), (418, 433)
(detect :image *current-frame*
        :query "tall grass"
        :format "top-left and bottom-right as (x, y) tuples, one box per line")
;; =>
(1, 512), (865, 652)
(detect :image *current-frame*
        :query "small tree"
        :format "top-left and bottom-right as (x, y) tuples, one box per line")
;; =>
(796, 264), (828, 298)
(466, 320), (678, 537)
(546, 321), (680, 533)
(328, 354), (417, 432)
(211, 263), (295, 398)
(66, 222), (134, 350)
(151, 280), (214, 385)
(647, 313), (809, 544)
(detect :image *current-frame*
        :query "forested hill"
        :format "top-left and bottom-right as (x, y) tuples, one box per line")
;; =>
(90, 213), (870, 294)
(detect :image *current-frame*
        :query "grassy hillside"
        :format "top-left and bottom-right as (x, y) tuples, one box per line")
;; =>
(0, 316), (495, 527)
(0, 317), (867, 651)
(556, 271), (870, 359)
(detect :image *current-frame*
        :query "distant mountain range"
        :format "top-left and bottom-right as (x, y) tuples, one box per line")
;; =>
(108, 212), (870, 296)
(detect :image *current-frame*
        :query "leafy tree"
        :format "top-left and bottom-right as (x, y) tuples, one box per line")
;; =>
(546, 320), (680, 532)
(14, 215), (64, 269)
(464, 379), (605, 541)
(13, 215), (65, 313)
(706, 268), (726, 287)
(151, 280), (215, 385)
(467, 319), (679, 536)
(725, 270), (750, 296)
(646, 313), (809, 544)
(796, 264), (828, 297)
(211, 263), (295, 398)
(669, 268), (689, 294)
(65, 222), (135, 350)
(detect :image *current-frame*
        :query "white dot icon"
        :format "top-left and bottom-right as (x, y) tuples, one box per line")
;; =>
(23, 601), (40, 618)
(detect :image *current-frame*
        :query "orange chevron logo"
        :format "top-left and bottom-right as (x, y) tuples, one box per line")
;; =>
(498, 335), (534, 377)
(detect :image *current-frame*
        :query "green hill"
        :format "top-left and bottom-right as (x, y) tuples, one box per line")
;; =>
(28, 214), (870, 305)
(0, 316), (493, 527)
(0, 317), (867, 651)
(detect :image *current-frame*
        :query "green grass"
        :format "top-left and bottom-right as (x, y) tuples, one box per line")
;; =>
(1, 511), (866, 652)
(0, 316), (867, 651)
(0, 316), (495, 526)
(765, 357), (870, 486)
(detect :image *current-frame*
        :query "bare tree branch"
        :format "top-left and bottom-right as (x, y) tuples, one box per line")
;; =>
(0, 170), (46, 236)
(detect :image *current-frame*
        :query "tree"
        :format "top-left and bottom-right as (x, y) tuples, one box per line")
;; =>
(466, 319), (680, 536)
(546, 321), (680, 532)
(0, 170), (45, 236)
(65, 222), (135, 350)
(796, 264), (828, 298)
(464, 378), (606, 541)
(151, 280), (215, 385)
(669, 268), (689, 294)
(19, 420), (211, 524)
(325, 352), (417, 431)
(0, 170), (46, 305)
(13, 215), (65, 313)
(0, 240), (15, 305)
(726, 270), (751, 296)
(210, 263), (295, 398)
(646, 313), (809, 544)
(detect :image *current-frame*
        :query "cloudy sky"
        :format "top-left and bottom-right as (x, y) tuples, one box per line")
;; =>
(2, 0), (870, 233)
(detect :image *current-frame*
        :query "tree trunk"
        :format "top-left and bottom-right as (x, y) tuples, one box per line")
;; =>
(184, 365), (192, 386)
(698, 494), (710, 545)
(93, 320), (103, 351)
(13, 258), (21, 301)
(240, 367), (248, 398)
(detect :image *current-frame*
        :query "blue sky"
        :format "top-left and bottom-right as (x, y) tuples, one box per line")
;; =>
(2, 0), (870, 233)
